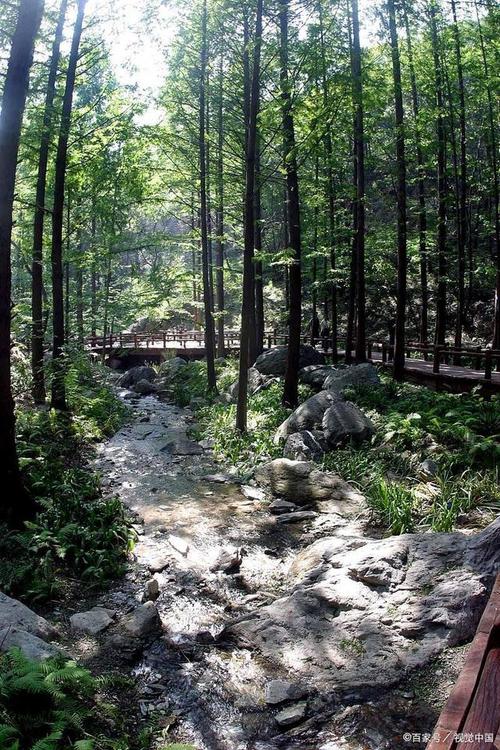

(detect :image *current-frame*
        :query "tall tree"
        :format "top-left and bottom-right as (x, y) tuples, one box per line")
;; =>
(199, 0), (217, 391)
(31, 0), (68, 404)
(215, 38), (225, 358)
(280, 0), (302, 407)
(51, 0), (87, 410)
(0, 0), (44, 524)
(388, 0), (407, 380)
(236, 0), (263, 432)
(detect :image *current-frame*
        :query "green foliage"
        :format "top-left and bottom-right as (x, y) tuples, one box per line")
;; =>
(0, 649), (129, 750)
(365, 479), (415, 534)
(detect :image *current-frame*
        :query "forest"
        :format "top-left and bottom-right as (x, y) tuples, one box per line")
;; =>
(0, 0), (499, 748)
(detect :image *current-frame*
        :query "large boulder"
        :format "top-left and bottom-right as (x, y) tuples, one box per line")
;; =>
(255, 458), (363, 507)
(118, 366), (156, 388)
(133, 379), (158, 395)
(0, 592), (59, 660)
(275, 390), (343, 442)
(283, 431), (325, 462)
(227, 517), (500, 698)
(253, 344), (325, 376)
(323, 363), (380, 393)
(298, 364), (339, 389)
(322, 400), (375, 447)
(227, 367), (264, 403)
(158, 357), (187, 378)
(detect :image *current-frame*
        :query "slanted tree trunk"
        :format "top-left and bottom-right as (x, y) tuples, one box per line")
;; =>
(0, 0), (44, 525)
(388, 0), (407, 381)
(402, 0), (428, 343)
(450, 0), (467, 352)
(350, 0), (366, 362)
(199, 0), (217, 392)
(236, 0), (263, 432)
(31, 0), (67, 404)
(280, 0), (302, 407)
(215, 42), (225, 358)
(429, 0), (447, 346)
(51, 0), (87, 410)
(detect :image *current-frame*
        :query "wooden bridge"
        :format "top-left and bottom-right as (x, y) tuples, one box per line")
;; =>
(88, 329), (500, 393)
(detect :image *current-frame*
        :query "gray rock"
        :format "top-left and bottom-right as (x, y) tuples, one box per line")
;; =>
(118, 366), (156, 388)
(418, 458), (439, 480)
(0, 627), (63, 660)
(142, 579), (160, 602)
(275, 390), (343, 442)
(210, 546), (243, 573)
(322, 401), (375, 447)
(275, 702), (308, 727)
(283, 430), (325, 461)
(228, 517), (500, 698)
(160, 438), (203, 456)
(199, 437), (215, 450)
(168, 535), (190, 556)
(253, 345), (325, 376)
(323, 363), (380, 393)
(298, 364), (339, 389)
(158, 357), (187, 378)
(122, 602), (161, 637)
(255, 459), (364, 508)
(241, 485), (266, 501)
(276, 511), (318, 524)
(265, 679), (308, 705)
(70, 607), (115, 635)
(0, 592), (56, 640)
(146, 552), (170, 573)
(133, 379), (158, 395)
(268, 499), (297, 514)
(227, 367), (263, 402)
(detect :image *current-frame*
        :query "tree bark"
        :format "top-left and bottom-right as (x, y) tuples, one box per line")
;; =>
(0, 0), (44, 525)
(31, 0), (67, 404)
(388, 0), (407, 381)
(254, 135), (265, 356)
(215, 42), (225, 358)
(280, 0), (302, 408)
(236, 0), (263, 431)
(51, 0), (87, 409)
(199, 0), (217, 392)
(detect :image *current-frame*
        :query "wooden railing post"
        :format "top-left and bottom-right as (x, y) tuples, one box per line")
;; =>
(484, 350), (492, 380)
(367, 340), (372, 360)
(474, 346), (482, 371)
(433, 346), (440, 374)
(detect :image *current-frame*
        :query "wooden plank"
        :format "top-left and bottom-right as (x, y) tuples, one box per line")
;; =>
(461, 647), (500, 748)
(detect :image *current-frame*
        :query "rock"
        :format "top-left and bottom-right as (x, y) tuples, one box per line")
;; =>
(69, 607), (115, 635)
(142, 578), (160, 602)
(228, 517), (500, 698)
(122, 602), (161, 638)
(253, 344), (325, 376)
(160, 439), (203, 456)
(199, 438), (215, 450)
(118, 366), (156, 388)
(0, 627), (64, 660)
(283, 430), (325, 461)
(255, 459), (364, 508)
(418, 458), (439, 480)
(298, 364), (339, 389)
(265, 679), (308, 705)
(0, 592), (56, 640)
(322, 401), (375, 447)
(268, 499), (297, 514)
(323, 363), (380, 393)
(241, 485), (266, 501)
(204, 473), (240, 484)
(133, 379), (158, 395)
(210, 546), (243, 573)
(275, 702), (308, 727)
(227, 367), (264, 402)
(158, 357), (187, 378)
(275, 390), (343, 442)
(276, 511), (318, 524)
(146, 552), (170, 573)
(168, 535), (190, 556)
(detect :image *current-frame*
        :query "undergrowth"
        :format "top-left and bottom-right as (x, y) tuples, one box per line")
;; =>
(0, 354), (133, 603)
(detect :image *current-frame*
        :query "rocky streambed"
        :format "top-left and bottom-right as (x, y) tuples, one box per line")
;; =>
(3, 388), (500, 750)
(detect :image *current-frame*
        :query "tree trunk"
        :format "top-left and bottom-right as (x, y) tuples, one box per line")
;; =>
(51, 0), (87, 410)
(0, 0), (44, 525)
(388, 0), (407, 381)
(31, 0), (67, 404)
(254, 135), (265, 356)
(430, 0), (447, 346)
(236, 0), (263, 432)
(215, 43), (225, 358)
(280, 0), (302, 408)
(199, 0), (217, 392)
(402, 0), (428, 343)
(350, 0), (366, 362)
